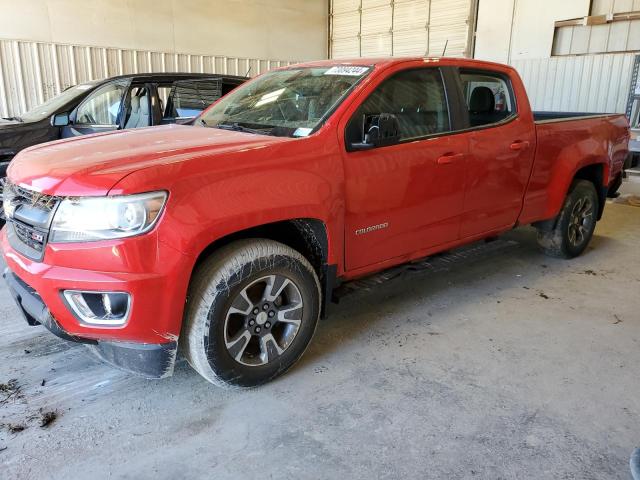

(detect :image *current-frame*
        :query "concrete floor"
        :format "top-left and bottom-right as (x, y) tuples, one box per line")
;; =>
(1, 183), (639, 480)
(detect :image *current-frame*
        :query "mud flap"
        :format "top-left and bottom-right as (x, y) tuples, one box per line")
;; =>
(87, 341), (177, 379)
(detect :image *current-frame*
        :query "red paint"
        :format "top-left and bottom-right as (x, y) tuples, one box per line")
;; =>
(1, 57), (630, 345)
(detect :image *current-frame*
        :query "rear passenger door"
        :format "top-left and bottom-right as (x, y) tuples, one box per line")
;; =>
(343, 66), (468, 271)
(456, 68), (535, 238)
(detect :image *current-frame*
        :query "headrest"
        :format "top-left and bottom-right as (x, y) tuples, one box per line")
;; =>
(130, 95), (140, 112)
(469, 87), (495, 113)
(139, 95), (149, 115)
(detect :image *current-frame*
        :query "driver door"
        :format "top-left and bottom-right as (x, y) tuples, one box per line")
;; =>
(343, 67), (468, 271)
(62, 79), (130, 138)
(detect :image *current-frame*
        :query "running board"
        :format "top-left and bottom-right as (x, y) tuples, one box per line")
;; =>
(333, 238), (519, 301)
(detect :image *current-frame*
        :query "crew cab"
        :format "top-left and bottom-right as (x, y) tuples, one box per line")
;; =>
(0, 58), (629, 387)
(0, 73), (246, 180)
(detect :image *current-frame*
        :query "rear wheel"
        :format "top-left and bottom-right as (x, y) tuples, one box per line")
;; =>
(536, 180), (599, 259)
(181, 239), (321, 388)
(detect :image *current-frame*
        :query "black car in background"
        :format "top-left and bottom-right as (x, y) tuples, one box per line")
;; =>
(0, 72), (247, 178)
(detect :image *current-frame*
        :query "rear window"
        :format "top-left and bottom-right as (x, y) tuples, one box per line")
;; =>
(459, 70), (515, 128)
(160, 79), (223, 120)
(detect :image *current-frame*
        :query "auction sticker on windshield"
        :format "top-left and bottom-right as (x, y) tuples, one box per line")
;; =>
(293, 128), (313, 137)
(324, 66), (370, 76)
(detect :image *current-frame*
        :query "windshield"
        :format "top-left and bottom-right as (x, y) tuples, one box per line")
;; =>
(18, 83), (98, 122)
(199, 66), (371, 137)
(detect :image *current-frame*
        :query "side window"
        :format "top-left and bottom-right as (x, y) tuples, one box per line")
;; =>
(76, 82), (127, 126)
(459, 70), (515, 128)
(164, 79), (223, 120)
(346, 68), (450, 144)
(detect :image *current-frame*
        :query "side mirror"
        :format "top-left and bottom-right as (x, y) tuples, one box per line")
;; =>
(50, 112), (70, 127)
(350, 113), (401, 151)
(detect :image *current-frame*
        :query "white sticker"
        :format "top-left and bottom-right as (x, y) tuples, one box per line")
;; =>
(293, 127), (313, 137)
(324, 66), (369, 76)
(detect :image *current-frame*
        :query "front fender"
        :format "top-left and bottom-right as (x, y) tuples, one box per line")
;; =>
(109, 135), (345, 268)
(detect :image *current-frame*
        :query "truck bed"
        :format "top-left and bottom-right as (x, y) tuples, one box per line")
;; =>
(518, 112), (630, 225)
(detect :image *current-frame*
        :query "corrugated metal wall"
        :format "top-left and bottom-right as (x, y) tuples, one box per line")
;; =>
(592, 0), (640, 15)
(330, 0), (476, 59)
(552, 20), (640, 56)
(0, 39), (297, 118)
(512, 52), (636, 113)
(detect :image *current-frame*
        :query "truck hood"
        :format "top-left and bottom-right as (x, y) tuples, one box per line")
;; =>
(8, 124), (290, 196)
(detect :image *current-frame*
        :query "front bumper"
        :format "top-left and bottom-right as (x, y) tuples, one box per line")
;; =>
(3, 267), (177, 378)
(0, 227), (194, 378)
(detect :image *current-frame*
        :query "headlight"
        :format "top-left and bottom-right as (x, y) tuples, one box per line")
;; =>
(50, 191), (167, 243)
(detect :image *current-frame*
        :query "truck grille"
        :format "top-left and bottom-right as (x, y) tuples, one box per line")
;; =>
(13, 221), (45, 252)
(2, 180), (61, 261)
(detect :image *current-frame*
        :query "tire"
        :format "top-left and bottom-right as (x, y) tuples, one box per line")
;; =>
(536, 180), (599, 259)
(181, 239), (321, 388)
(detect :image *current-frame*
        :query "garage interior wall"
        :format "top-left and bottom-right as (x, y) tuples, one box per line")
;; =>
(513, 52), (636, 112)
(474, 0), (590, 63)
(330, 0), (478, 59)
(0, 0), (329, 117)
(474, 0), (637, 113)
(553, 1), (640, 56)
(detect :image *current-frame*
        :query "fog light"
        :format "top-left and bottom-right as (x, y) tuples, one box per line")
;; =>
(63, 291), (131, 326)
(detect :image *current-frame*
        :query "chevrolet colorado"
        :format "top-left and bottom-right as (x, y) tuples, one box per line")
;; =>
(0, 58), (630, 387)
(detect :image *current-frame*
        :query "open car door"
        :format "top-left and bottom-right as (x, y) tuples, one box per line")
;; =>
(62, 79), (131, 138)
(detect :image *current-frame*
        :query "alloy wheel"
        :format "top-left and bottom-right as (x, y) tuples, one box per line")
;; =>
(567, 196), (594, 248)
(223, 275), (303, 366)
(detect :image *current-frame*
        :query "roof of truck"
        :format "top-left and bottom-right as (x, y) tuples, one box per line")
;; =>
(289, 57), (514, 71)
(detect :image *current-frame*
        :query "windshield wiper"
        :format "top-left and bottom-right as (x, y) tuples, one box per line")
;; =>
(215, 122), (274, 136)
(2, 116), (23, 122)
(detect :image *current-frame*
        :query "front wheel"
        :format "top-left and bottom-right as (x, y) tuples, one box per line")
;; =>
(181, 239), (321, 388)
(536, 179), (599, 259)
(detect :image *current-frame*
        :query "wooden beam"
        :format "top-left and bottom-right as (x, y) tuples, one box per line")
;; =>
(555, 11), (640, 28)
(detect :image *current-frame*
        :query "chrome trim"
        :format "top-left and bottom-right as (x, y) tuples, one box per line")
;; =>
(62, 290), (132, 327)
(534, 114), (621, 125)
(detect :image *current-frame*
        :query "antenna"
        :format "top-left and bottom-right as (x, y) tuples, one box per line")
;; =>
(442, 39), (449, 57)
(245, 66), (252, 77)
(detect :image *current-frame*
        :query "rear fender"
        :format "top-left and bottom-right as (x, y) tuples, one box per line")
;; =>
(528, 157), (608, 230)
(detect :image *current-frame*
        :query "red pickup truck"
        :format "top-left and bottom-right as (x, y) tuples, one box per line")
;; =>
(1, 58), (629, 387)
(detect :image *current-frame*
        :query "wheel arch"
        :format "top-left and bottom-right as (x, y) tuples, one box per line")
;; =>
(533, 160), (607, 232)
(190, 218), (337, 317)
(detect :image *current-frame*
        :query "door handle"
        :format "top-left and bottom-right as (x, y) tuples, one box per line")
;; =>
(436, 153), (464, 165)
(510, 140), (530, 151)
